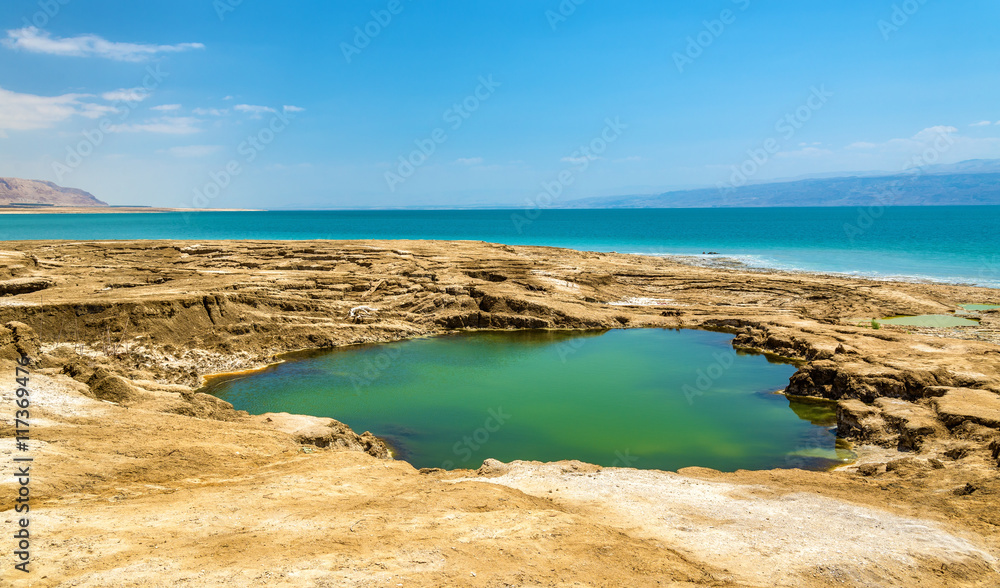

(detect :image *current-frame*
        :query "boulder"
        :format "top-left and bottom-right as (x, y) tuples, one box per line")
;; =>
(255, 412), (391, 459)
(89, 375), (143, 405)
(0, 321), (41, 362)
(0, 278), (53, 296)
(932, 388), (1000, 429)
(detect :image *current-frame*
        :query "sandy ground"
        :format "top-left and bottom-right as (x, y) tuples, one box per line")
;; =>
(0, 239), (998, 586)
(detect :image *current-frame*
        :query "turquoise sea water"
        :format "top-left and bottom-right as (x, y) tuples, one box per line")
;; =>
(205, 329), (849, 472)
(4, 206), (999, 288)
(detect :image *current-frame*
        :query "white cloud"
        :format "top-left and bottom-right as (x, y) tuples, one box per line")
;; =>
(160, 145), (222, 158)
(101, 88), (150, 103)
(234, 104), (276, 117)
(79, 103), (118, 119)
(615, 155), (644, 163)
(192, 107), (228, 116)
(283, 105), (305, 113)
(561, 155), (603, 165)
(222, 95), (234, 101)
(840, 125), (1000, 169)
(775, 146), (833, 159)
(151, 104), (181, 112)
(913, 125), (958, 141)
(848, 126), (959, 153)
(454, 157), (483, 165)
(3, 27), (204, 62)
(108, 116), (201, 135)
(0, 85), (113, 132)
(970, 120), (992, 127)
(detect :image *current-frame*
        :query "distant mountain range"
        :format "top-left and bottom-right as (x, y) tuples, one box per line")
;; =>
(0, 178), (108, 208)
(564, 159), (1000, 208)
(5, 159), (1000, 211)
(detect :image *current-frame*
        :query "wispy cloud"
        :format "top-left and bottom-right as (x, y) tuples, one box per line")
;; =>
(841, 125), (1000, 168)
(847, 126), (960, 151)
(775, 146), (833, 159)
(3, 27), (204, 62)
(101, 88), (150, 102)
(234, 104), (303, 118)
(561, 155), (600, 165)
(0, 86), (110, 133)
(234, 104), (276, 117)
(455, 157), (483, 165)
(192, 107), (228, 116)
(159, 145), (222, 158)
(970, 120), (993, 127)
(108, 116), (201, 135)
(151, 104), (181, 112)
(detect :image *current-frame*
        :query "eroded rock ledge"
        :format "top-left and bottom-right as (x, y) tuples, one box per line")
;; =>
(1, 239), (999, 586)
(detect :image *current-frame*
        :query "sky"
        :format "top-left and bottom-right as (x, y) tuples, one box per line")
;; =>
(1, 0), (999, 209)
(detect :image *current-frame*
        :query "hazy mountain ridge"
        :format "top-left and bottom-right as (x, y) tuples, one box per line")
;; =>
(0, 178), (107, 207)
(565, 159), (1000, 208)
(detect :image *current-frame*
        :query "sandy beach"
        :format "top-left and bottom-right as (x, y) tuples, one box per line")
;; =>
(1, 239), (999, 587)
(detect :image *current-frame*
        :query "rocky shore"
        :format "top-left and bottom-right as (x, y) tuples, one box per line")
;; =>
(1, 239), (999, 587)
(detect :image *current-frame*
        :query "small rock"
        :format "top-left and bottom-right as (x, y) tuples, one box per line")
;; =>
(954, 483), (977, 496)
(885, 457), (929, 474)
(945, 447), (970, 461)
(477, 458), (508, 476)
(857, 463), (883, 476)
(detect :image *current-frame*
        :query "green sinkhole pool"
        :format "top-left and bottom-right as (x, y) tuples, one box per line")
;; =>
(959, 304), (1000, 312)
(878, 315), (979, 327)
(204, 329), (853, 472)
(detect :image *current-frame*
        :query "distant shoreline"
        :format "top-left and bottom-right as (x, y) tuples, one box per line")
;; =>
(0, 206), (261, 214)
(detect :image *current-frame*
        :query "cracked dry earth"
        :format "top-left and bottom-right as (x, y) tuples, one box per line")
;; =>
(1, 239), (999, 587)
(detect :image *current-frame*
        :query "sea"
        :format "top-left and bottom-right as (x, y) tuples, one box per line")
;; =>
(3, 205), (999, 289)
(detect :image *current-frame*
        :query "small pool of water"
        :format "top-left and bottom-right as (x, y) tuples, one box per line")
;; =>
(878, 315), (980, 327)
(959, 304), (1000, 312)
(204, 329), (851, 472)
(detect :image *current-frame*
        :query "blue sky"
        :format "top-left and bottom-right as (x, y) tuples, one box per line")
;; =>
(1, 0), (999, 208)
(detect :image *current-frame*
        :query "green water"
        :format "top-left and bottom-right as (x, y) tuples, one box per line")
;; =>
(959, 304), (1000, 311)
(877, 315), (980, 327)
(205, 329), (850, 472)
